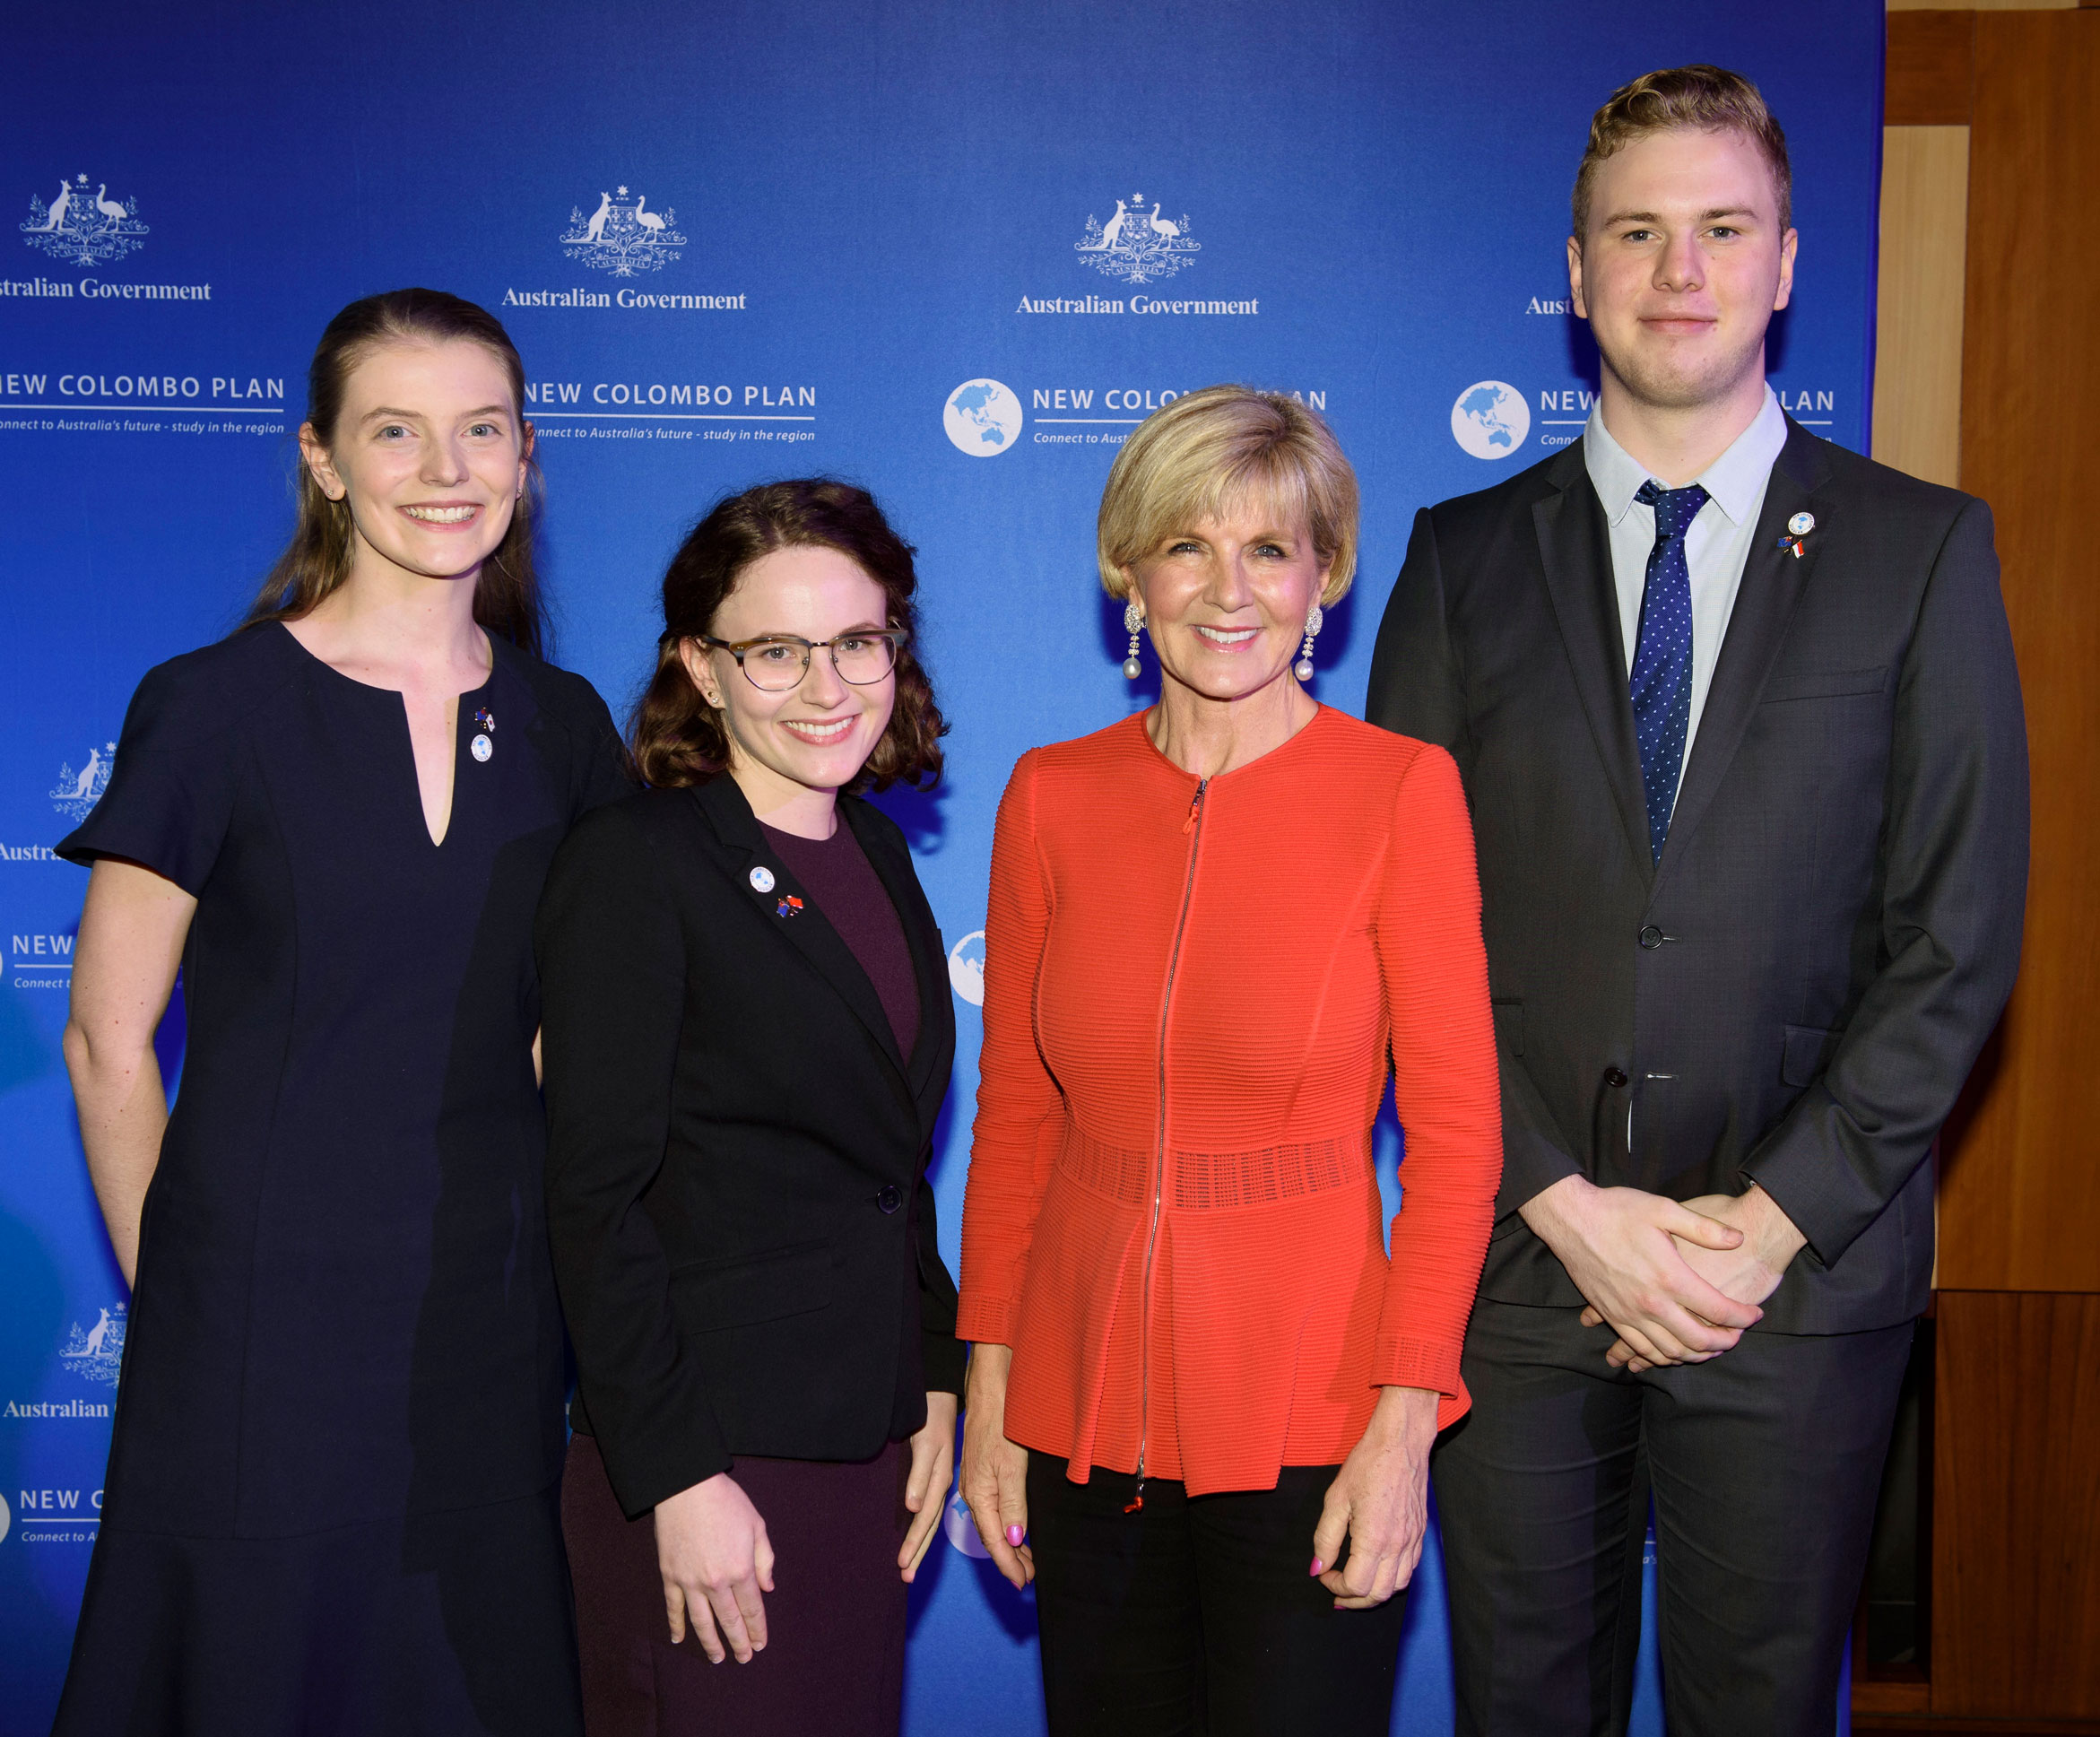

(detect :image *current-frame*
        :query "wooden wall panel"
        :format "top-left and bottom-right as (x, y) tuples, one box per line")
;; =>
(1888, 0), (2080, 11)
(1886, 13), (1974, 125)
(1935, 9), (2100, 1296)
(1872, 126), (1968, 488)
(1931, 1291), (2100, 1718)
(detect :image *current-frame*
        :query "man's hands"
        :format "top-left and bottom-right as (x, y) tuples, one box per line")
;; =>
(1578, 1185), (1807, 1371)
(655, 1472), (775, 1663)
(1521, 1176), (1765, 1369)
(1313, 1385), (1439, 1609)
(898, 1391), (959, 1583)
(959, 1343), (1035, 1590)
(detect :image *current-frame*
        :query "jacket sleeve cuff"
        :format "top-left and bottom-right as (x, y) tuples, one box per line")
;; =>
(1497, 1119), (1584, 1221)
(954, 1295), (1016, 1346)
(1371, 1334), (1463, 1403)
(1737, 1090), (1903, 1269)
(922, 1327), (967, 1395)
(586, 1395), (733, 1520)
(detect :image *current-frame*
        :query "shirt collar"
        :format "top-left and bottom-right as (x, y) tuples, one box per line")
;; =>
(1583, 385), (1788, 527)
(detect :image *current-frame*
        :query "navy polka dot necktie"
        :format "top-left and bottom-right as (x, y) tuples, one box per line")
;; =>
(1629, 479), (1708, 861)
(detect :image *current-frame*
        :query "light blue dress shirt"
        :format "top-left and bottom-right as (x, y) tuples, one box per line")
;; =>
(1583, 385), (1791, 803)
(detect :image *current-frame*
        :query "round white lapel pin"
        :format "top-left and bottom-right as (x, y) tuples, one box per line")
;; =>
(470, 734), (493, 762)
(750, 865), (776, 893)
(1788, 511), (1815, 536)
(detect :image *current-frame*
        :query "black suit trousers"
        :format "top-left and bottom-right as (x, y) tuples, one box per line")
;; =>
(1026, 1455), (1410, 1737)
(1432, 1301), (1911, 1737)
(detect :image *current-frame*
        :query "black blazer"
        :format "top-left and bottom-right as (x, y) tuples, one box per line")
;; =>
(535, 776), (962, 1517)
(1367, 421), (2028, 1334)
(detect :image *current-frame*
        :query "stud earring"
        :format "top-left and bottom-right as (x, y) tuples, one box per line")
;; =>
(1295, 603), (1324, 682)
(1123, 600), (1145, 680)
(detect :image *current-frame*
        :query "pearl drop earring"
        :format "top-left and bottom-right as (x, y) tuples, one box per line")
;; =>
(1295, 604), (1324, 682)
(1124, 600), (1145, 680)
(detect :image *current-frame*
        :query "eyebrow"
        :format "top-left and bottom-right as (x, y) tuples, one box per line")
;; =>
(1604, 206), (1760, 227)
(743, 621), (891, 638)
(1166, 528), (1297, 545)
(359, 404), (513, 424)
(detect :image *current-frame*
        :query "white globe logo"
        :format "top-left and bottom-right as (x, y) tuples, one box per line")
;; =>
(943, 1489), (991, 1558)
(947, 930), (986, 1006)
(1450, 380), (1531, 460)
(944, 380), (1022, 457)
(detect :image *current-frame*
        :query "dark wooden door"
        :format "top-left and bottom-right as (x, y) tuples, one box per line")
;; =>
(1927, 8), (2100, 1728)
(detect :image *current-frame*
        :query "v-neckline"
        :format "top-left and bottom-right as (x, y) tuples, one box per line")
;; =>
(274, 622), (495, 849)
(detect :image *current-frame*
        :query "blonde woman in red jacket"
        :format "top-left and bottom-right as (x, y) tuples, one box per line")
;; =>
(958, 386), (1503, 1736)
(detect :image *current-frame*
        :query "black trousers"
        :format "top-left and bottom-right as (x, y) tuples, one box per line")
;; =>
(1026, 1454), (1410, 1737)
(1432, 1298), (1913, 1737)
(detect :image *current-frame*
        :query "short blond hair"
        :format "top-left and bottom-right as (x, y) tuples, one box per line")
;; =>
(1096, 386), (1358, 604)
(1572, 65), (1792, 239)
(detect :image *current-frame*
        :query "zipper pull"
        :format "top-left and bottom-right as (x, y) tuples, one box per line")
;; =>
(1182, 778), (1208, 835)
(1124, 1479), (1146, 1515)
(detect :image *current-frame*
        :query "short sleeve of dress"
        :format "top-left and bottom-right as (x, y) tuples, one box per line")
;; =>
(56, 655), (242, 897)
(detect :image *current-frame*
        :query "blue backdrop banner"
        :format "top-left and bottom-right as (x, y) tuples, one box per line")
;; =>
(1, 2), (1880, 1730)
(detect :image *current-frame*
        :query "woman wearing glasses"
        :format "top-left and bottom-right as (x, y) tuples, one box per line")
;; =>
(535, 479), (960, 1737)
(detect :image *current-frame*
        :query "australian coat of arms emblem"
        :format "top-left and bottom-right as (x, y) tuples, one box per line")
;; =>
(60, 1305), (126, 1388)
(21, 174), (148, 266)
(560, 186), (686, 277)
(50, 742), (116, 822)
(1074, 193), (1199, 285)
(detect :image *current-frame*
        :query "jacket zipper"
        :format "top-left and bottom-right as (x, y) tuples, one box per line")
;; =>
(1129, 776), (1208, 1515)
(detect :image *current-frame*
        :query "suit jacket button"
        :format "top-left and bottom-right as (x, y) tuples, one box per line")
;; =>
(876, 1185), (903, 1213)
(1604, 1067), (1629, 1089)
(1638, 925), (1664, 949)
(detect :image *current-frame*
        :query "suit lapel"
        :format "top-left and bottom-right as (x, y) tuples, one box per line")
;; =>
(1532, 448), (1653, 881)
(841, 798), (954, 1110)
(690, 777), (908, 1082)
(1654, 421), (1834, 888)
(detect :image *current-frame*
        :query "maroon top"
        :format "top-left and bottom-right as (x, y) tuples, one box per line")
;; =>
(761, 819), (921, 1059)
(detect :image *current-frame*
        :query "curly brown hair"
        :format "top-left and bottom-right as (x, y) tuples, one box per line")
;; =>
(631, 479), (946, 793)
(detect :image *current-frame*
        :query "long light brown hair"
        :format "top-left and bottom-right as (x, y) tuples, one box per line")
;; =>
(244, 288), (546, 656)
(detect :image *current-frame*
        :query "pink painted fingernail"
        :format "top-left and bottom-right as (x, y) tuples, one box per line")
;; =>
(1310, 1558), (1325, 1576)
(1006, 1524), (1025, 1547)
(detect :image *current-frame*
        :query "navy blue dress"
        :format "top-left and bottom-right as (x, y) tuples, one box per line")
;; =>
(53, 621), (631, 1736)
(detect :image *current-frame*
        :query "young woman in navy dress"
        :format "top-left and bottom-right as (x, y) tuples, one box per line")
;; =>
(54, 289), (630, 1734)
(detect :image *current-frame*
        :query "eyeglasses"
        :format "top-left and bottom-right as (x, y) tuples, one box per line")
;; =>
(699, 628), (907, 692)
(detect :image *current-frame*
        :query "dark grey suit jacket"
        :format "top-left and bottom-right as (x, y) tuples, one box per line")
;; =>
(1367, 421), (2027, 1333)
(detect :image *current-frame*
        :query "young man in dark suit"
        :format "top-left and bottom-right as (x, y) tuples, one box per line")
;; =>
(1367, 66), (2027, 1735)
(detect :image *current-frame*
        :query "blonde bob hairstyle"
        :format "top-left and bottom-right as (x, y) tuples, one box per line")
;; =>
(1097, 385), (1359, 606)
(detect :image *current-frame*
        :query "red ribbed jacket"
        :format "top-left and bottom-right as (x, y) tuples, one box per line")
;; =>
(958, 708), (1503, 1496)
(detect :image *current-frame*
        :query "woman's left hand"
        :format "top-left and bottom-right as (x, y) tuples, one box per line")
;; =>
(898, 1391), (959, 1583)
(1313, 1385), (1440, 1609)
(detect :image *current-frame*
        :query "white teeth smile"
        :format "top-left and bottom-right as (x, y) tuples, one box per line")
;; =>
(1193, 625), (1259, 645)
(404, 505), (476, 523)
(783, 718), (853, 741)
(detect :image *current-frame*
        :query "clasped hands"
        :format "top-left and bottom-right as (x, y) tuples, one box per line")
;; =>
(1521, 1177), (1807, 1373)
